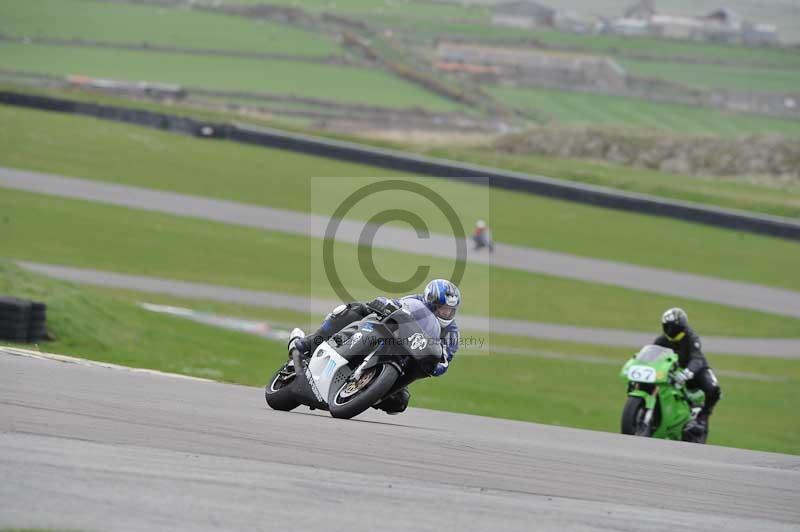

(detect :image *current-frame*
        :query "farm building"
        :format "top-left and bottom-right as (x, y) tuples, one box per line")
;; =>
(601, 1), (779, 44)
(490, 1), (556, 29)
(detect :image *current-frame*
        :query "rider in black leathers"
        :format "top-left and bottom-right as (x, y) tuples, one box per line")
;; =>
(654, 308), (722, 434)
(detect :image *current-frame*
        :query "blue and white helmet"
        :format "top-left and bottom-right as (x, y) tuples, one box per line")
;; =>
(423, 279), (461, 327)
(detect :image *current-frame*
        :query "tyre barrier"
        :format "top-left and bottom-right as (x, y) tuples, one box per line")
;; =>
(0, 297), (49, 343)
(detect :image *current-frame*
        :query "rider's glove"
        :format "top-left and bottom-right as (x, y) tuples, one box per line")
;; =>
(366, 296), (399, 317)
(674, 368), (694, 386)
(430, 346), (450, 377)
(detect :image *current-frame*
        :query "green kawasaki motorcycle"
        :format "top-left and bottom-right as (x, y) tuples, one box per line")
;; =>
(619, 345), (707, 443)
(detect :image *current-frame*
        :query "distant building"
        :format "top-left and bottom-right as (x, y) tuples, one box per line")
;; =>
(650, 14), (703, 40)
(624, 0), (656, 19)
(491, 1), (556, 29)
(601, 1), (779, 45)
(601, 17), (650, 37)
(741, 22), (779, 45)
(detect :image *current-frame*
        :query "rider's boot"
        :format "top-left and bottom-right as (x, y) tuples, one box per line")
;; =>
(374, 387), (411, 415)
(286, 328), (309, 370)
(686, 408), (710, 439)
(696, 409), (710, 431)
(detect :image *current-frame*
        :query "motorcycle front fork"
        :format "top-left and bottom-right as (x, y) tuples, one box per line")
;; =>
(642, 385), (659, 430)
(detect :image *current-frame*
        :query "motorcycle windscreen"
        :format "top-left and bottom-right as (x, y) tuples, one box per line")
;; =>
(635, 344), (673, 362)
(400, 298), (441, 338)
(386, 298), (443, 365)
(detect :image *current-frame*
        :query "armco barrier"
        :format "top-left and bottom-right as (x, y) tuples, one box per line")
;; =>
(3, 90), (800, 240)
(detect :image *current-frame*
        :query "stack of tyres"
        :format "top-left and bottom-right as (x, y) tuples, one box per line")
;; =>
(28, 301), (48, 343)
(0, 297), (47, 343)
(0, 297), (30, 343)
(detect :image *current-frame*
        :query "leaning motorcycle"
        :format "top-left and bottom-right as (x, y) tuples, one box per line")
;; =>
(619, 345), (707, 443)
(265, 298), (442, 419)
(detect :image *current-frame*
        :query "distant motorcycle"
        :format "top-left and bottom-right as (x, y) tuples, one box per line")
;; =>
(619, 345), (707, 443)
(265, 298), (442, 419)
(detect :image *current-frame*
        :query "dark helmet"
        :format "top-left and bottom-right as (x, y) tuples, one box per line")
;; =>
(423, 279), (461, 327)
(661, 308), (689, 341)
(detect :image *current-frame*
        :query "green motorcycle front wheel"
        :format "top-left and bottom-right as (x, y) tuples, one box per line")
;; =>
(621, 396), (655, 437)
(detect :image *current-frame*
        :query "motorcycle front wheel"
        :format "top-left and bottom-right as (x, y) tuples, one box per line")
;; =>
(265, 362), (301, 412)
(621, 396), (655, 437)
(329, 364), (400, 419)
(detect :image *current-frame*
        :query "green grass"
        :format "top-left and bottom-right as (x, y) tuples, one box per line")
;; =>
(0, 261), (286, 382)
(0, 0), (342, 57)
(3, 261), (797, 455)
(489, 86), (800, 137)
(3, 187), (800, 338)
(620, 58), (800, 93)
(0, 43), (460, 111)
(426, 146), (800, 219)
(2, 104), (800, 292)
(413, 346), (800, 455)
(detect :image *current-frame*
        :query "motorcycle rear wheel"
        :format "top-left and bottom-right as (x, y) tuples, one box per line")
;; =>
(329, 364), (400, 419)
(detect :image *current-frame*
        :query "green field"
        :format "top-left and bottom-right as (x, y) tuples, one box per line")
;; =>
(5, 187), (799, 338)
(489, 86), (800, 137)
(0, 43), (460, 111)
(3, 0), (798, 140)
(3, 104), (800, 292)
(620, 58), (800, 93)
(0, 0), (342, 57)
(3, 261), (797, 455)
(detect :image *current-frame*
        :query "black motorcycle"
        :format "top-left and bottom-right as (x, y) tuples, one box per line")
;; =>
(265, 298), (442, 419)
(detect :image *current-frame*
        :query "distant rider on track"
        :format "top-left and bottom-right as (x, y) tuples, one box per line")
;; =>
(287, 279), (461, 415)
(654, 308), (722, 436)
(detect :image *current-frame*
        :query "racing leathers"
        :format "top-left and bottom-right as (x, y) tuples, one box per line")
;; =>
(653, 326), (721, 417)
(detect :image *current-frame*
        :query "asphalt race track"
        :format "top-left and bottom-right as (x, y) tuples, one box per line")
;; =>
(2, 352), (798, 532)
